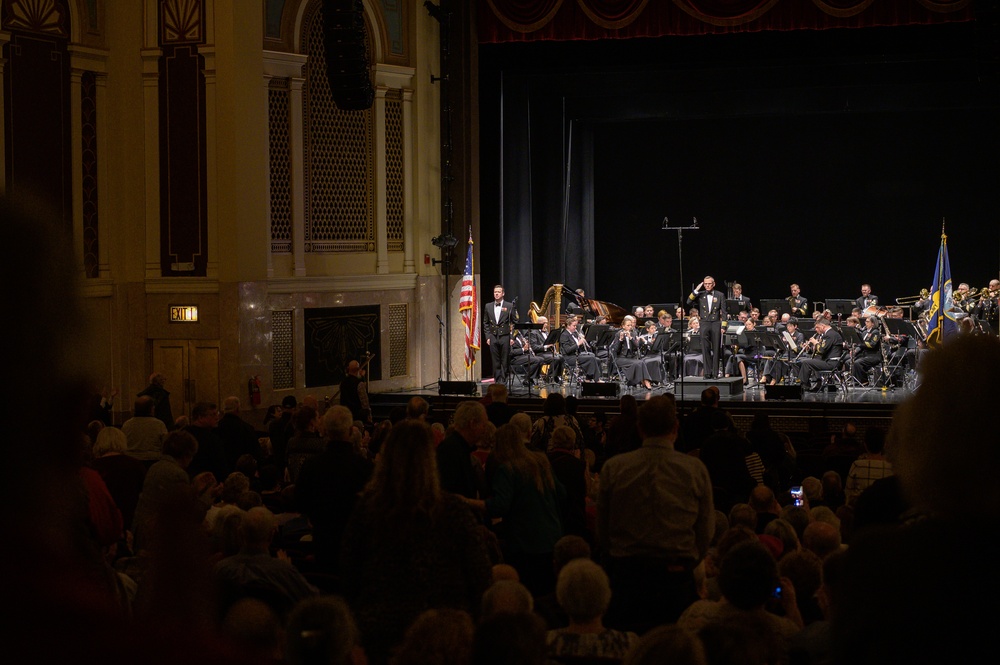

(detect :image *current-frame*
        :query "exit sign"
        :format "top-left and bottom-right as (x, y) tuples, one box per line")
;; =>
(170, 305), (199, 322)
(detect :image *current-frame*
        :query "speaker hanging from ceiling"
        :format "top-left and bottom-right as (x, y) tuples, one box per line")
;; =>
(322, 0), (374, 110)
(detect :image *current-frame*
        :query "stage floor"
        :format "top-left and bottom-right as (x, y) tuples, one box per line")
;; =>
(372, 375), (913, 425)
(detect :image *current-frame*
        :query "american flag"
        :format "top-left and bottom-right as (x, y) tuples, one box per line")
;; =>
(460, 235), (480, 369)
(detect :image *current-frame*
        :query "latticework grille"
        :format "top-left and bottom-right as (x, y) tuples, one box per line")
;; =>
(269, 80), (292, 252)
(385, 92), (403, 252)
(304, 10), (375, 253)
(388, 303), (408, 377)
(272, 310), (294, 389)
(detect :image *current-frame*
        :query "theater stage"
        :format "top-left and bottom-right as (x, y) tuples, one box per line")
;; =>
(370, 376), (911, 442)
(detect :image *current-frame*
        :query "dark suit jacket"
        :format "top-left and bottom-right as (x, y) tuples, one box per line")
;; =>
(817, 328), (845, 361)
(789, 295), (809, 316)
(855, 295), (879, 310)
(689, 290), (728, 324)
(483, 300), (514, 340)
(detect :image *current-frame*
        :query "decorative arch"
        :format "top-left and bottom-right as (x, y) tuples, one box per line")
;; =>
(293, 0), (385, 64)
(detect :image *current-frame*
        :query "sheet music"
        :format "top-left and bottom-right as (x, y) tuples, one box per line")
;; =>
(783, 330), (799, 352)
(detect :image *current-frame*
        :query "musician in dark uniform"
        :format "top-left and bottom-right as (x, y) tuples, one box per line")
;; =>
(609, 315), (653, 390)
(852, 315), (884, 384)
(975, 279), (1000, 332)
(559, 316), (600, 380)
(731, 282), (752, 315)
(788, 283), (809, 317)
(797, 319), (844, 391)
(529, 316), (565, 384)
(855, 284), (879, 312)
(688, 276), (728, 378)
(483, 284), (514, 384)
(761, 317), (805, 385)
(510, 332), (544, 385)
(566, 288), (593, 320)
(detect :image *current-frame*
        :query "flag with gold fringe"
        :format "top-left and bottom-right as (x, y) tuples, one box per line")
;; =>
(460, 233), (480, 369)
(925, 225), (957, 348)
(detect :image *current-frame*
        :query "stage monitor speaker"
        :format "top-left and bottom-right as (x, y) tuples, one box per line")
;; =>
(322, 0), (374, 110)
(581, 382), (619, 398)
(765, 384), (803, 400)
(439, 381), (479, 396)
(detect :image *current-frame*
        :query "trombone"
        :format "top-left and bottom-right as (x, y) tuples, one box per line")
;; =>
(896, 289), (930, 305)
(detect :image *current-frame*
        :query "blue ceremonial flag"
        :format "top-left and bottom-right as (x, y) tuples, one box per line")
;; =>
(925, 229), (957, 348)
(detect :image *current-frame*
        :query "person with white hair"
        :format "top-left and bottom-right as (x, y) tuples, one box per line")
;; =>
(546, 559), (639, 659)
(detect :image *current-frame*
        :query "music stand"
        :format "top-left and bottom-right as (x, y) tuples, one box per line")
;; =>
(761, 299), (792, 317)
(650, 303), (679, 316)
(827, 299), (855, 318)
(585, 324), (609, 346)
(745, 330), (783, 384)
(727, 299), (749, 316)
(834, 325), (865, 387)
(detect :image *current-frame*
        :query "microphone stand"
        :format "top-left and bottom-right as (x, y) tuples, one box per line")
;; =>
(436, 315), (446, 388)
(663, 216), (699, 411)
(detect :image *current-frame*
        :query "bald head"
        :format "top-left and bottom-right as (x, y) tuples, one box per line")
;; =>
(347, 360), (361, 375)
(803, 521), (842, 559)
(749, 485), (777, 513)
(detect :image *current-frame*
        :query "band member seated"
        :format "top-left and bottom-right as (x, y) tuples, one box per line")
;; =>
(788, 283), (809, 317)
(975, 279), (1000, 330)
(761, 317), (804, 385)
(797, 319), (844, 391)
(682, 316), (703, 377)
(656, 312), (680, 380)
(643, 305), (655, 319)
(725, 318), (759, 385)
(559, 316), (600, 380)
(510, 332), (544, 386)
(641, 320), (666, 384)
(610, 315), (653, 390)
(853, 316), (883, 384)
(731, 282), (751, 312)
(529, 317), (565, 384)
(855, 283), (879, 311)
(566, 288), (593, 320)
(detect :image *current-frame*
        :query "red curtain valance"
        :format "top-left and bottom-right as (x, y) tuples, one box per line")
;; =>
(479, 0), (974, 42)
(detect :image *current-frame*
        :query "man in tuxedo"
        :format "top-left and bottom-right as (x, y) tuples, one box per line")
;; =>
(731, 282), (752, 316)
(687, 276), (728, 378)
(529, 316), (565, 383)
(788, 283), (809, 317)
(855, 283), (879, 311)
(483, 284), (514, 383)
(797, 319), (845, 391)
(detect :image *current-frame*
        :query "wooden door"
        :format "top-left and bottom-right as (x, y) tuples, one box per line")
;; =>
(152, 340), (220, 421)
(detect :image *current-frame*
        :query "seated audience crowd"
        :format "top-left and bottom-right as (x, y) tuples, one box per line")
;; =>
(3, 211), (994, 665)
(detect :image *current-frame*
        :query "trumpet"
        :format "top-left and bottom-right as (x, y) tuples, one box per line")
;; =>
(896, 288), (930, 305)
(953, 288), (979, 303)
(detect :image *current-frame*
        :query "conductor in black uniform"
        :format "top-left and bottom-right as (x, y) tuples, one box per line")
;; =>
(483, 284), (514, 384)
(688, 276), (728, 378)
